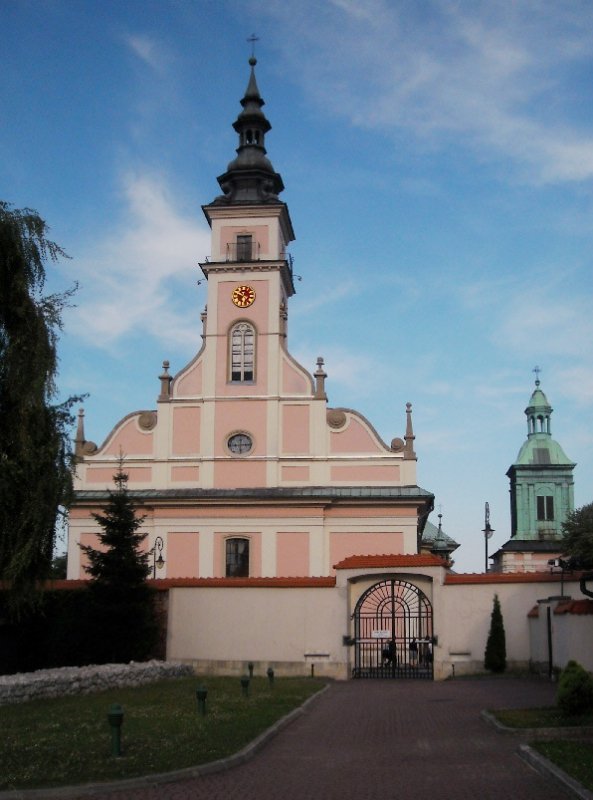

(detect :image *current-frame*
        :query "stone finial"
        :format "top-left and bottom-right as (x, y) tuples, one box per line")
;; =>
(200, 307), (207, 339)
(74, 407), (86, 459)
(314, 356), (327, 400)
(404, 402), (417, 460)
(158, 360), (172, 402)
(74, 407), (97, 459)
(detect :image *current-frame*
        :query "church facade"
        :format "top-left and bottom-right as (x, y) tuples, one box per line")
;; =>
(68, 57), (435, 585)
(66, 58), (583, 680)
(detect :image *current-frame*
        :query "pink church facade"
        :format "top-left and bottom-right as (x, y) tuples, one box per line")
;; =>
(67, 58), (433, 588)
(66, 58), (589, 680)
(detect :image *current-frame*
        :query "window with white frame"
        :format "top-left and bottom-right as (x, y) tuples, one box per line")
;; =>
(230, 322), (255, 382)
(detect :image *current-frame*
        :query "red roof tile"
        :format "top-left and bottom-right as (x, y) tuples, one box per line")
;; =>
(555, 599), (593, 615)
(147, 577), (337, 589)
(445, 572), (573, 585)
(333, 554), (447, 569)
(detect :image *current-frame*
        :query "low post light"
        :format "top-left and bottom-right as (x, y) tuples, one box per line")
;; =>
(107, 704), (124, 757)
(196, 685), (208, 715)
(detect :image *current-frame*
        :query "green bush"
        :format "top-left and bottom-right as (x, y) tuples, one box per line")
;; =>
(557, 660), (593, 715)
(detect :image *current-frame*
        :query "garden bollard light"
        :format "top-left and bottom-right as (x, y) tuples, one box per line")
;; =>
(196, 685), (208, 715)
(241, 675), (250, 697)
(248, 662), (254, 678)
(267, 667), (274, 686)
(107, 704), (124, 757)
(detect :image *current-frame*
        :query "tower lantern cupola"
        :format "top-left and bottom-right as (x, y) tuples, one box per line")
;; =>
(212, 57), (285, 206)
(525, 377), (553, 437)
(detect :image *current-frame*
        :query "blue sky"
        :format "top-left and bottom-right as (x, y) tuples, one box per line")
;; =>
(2, 0), (593, 572)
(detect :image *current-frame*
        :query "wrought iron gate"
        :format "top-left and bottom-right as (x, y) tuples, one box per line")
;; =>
(352, 579), (433, 679)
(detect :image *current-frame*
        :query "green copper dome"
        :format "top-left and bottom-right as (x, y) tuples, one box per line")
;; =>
(514, 378), (574, 466)
(514, 435), (574, 467)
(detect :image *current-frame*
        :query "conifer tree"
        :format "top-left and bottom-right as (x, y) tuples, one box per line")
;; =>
(484, 593), (507, 673)
(80, 461), (157, 663)
(0, 201), (79, 616)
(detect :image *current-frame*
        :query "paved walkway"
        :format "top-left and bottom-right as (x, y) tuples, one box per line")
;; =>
(67, 677), (573, 800)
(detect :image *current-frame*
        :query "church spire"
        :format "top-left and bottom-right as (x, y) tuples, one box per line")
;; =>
(211, 56), (285, 206)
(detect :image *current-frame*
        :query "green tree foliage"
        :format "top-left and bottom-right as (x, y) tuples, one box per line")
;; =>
(79, 463), (158, 664)
(561, 503), (593, 598)
(562, 503), (593, 569)
(0, 201), (79, 616)
(557, 660), (593, 715)
(484, 593), (507, 673)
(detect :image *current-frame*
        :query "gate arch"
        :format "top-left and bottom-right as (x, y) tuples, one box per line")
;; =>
(352, 579), (433, 679)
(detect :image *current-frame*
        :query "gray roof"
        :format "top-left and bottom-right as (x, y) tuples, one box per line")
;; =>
(421, 520), (458, 548)
(74, 485), (434, 502)
(497, 539), (563, 553)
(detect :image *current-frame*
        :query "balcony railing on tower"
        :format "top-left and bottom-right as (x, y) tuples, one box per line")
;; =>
(226, 239), (260, 262)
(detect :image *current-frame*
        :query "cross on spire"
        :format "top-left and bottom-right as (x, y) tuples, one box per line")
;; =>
(247, 33), (259, 58)
(533, 365), (542, 386)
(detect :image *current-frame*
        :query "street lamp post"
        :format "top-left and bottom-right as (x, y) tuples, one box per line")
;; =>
(152, 536), (165, 578)
(482, 502), (494, 573)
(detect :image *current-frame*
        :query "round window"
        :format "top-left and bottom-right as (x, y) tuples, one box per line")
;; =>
(227, 433), (253, 455)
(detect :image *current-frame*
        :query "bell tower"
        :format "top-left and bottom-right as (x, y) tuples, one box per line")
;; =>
(507, 376), (575, 543)
(492, 373), (576, 572)
(198, 56), (296, 406)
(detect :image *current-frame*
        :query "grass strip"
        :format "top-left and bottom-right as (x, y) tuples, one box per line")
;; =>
(489, 707), (593, 729)
(2, 675), (325, 791)
(533, 741), (593, 791)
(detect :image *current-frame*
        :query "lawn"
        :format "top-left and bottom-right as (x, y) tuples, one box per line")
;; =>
(489, 706), (593, 792)
(533, 741), (593, 791)
(2, 675), (326, 791)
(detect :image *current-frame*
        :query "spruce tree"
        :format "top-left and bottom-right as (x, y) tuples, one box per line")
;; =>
(484, 593), (507, 673)
(0, 201), (79, 617)
(80, 462), (157, 663)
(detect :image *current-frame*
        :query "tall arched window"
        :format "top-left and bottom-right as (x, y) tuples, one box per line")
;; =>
(230, 322), (255, 382)
(226, 538), (250, 577)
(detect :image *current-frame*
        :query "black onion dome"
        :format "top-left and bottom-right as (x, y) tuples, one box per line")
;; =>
(212, 57), (284, 205)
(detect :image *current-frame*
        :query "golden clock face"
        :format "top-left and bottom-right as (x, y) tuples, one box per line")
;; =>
(232, 285), (256, 308)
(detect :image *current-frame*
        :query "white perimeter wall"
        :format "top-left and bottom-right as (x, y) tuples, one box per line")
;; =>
(167, 585), (349, 679)
(433, 578), (581, 679)
(165, 576), (587, 681)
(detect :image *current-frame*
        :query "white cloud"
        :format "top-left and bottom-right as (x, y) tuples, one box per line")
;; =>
(259, 0), (593, 184)
(125, 33), (169, 72)
(557, 366), (593, 407)
(67, 173), (210, 350)
(455, 268), (593, 407)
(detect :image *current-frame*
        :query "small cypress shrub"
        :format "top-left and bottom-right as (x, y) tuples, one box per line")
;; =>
(557, 660), (593, 715)
(484, 594), (506, 673)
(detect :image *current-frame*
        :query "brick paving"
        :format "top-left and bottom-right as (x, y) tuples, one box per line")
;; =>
(71, 677), (572, 800)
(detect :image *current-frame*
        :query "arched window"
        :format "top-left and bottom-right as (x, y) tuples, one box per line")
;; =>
(226, 538), (249, 577)
(230, 322), (255, 382)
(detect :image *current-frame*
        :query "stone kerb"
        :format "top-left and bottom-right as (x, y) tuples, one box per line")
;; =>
(0, 660), (194, 706)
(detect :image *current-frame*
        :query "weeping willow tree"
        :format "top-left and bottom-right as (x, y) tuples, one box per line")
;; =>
(0, 201), (79, 617)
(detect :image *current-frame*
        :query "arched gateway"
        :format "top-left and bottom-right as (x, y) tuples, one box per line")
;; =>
(353, 579), (433, 679)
